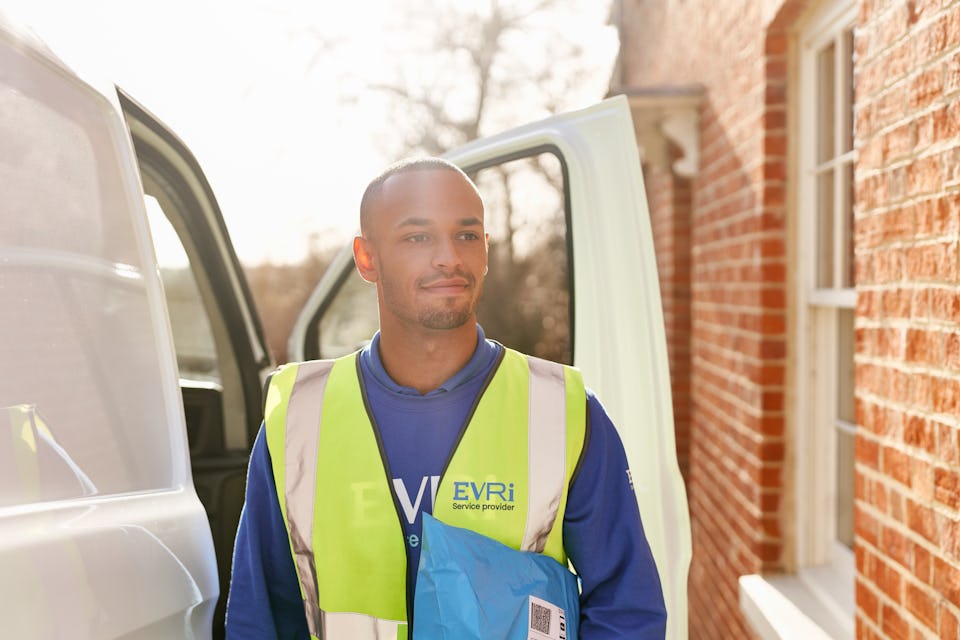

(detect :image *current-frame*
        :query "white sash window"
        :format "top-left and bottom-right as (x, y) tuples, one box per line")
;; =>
(795, 0), (857, 631)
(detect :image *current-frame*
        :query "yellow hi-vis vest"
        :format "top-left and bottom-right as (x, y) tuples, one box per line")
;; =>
(263, 347), (587, 640)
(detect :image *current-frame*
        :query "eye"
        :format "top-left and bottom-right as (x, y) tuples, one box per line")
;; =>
(458, 231), (481, 241)
(405, 233), (430, 243)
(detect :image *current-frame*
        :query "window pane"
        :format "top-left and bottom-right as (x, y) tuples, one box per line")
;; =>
(837, 309), (855, 423)
(841, 162), (854, 288)
(816, 170), (835, 288)
(817, 42), (836, 164)
(317, 270), (379, 358)
(472, 152), (571, 364)
(836, 427), (855, 548)
(842, 29), (854, 154)
(836, 308), (855, 548)
(145, 198), (220, 383)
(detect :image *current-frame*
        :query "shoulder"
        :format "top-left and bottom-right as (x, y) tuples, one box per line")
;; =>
(263, 355), (357, 397)
(585, 387), (611, 417)
(582, 388), (629, 463)
(262, 356), (356, 441)
(501, 347), (584, 384)
(584, 388), (620, 434)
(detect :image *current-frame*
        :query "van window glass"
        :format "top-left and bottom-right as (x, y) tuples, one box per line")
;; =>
(317, 270), (379, 358)
(145, 198), (221, 383)
(472, 152), (571, 364)
(0, 42), (180, 506)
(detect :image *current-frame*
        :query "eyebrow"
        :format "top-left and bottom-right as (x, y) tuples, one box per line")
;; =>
(395, 216), (483, 228)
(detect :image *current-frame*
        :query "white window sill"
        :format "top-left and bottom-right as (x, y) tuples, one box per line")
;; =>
(739, 573), (854, 640)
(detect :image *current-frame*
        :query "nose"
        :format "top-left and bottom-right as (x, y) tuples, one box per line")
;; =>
(431, 235), (462, 271)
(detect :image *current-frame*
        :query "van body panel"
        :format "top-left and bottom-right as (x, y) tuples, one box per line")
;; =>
(0, 13), (218, 638)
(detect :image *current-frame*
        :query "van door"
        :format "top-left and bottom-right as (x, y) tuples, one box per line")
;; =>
(0, 15), (218, 639)
(289, 96), (692, 639)
(118, 90), (273, 638)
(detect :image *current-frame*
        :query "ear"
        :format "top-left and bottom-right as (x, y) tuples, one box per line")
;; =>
(353, 236), (379, 283)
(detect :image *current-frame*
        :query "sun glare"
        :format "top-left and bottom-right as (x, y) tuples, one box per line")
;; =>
(4, 0), (617, 265)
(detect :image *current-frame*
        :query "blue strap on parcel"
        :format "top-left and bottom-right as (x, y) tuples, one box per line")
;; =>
(413, 513), (579, 640)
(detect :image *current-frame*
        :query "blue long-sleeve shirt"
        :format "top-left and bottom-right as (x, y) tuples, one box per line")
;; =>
(226, 327), (666, 638)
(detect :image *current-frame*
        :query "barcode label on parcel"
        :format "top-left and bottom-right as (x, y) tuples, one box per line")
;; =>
(528, 595), (567, 640)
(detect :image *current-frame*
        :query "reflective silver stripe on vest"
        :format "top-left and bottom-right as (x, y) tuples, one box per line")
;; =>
(286, 360), (336, 638)
(321, 611), (404, 639)
(521, 356), (568, 553)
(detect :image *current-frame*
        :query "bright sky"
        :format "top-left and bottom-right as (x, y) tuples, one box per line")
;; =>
(6, 0), (617, 265)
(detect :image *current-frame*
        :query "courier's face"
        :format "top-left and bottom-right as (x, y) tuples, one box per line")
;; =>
(354, 168), (488, 332)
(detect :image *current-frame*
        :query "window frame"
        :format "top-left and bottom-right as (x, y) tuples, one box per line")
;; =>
(793, 0), (857, 627)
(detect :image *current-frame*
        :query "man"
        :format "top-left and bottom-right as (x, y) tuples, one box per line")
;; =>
(226, 157), (666, 639)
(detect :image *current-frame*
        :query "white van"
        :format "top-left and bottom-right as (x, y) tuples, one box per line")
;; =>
(0, 12), (690, 639)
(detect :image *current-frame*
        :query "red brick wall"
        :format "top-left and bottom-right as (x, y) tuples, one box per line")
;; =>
(855, 1), (960, 637)
(619, 1), (799, 637)
(622, 0), (960, 637)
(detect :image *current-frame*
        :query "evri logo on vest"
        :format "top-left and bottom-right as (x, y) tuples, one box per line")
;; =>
(451, 480), (516, 512)
(391, 475), (518, 540)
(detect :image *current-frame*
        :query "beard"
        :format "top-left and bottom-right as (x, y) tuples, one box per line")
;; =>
(380, 269), (483, 331)
(417, 302), (475, 330)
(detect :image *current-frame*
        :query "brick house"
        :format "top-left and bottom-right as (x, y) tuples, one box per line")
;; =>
(610, 0), (960, 637)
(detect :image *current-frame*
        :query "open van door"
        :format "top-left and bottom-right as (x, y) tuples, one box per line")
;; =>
(289, 96), (692, 639)
(118, 91), (273, 638)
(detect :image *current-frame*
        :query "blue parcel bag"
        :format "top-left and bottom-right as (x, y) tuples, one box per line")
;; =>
(413, 513), (579, 640)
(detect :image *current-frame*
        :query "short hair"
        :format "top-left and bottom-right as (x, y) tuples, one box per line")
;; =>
(359, 157), (479, 237)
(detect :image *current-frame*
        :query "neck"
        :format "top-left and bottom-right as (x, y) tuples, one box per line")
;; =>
(377, 320), (479, 394)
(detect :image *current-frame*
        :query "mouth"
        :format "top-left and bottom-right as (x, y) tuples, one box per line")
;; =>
(420, 276), (471, 295)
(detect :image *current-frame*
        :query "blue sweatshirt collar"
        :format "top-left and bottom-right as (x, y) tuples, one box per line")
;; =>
(360, 325), (500, 397)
